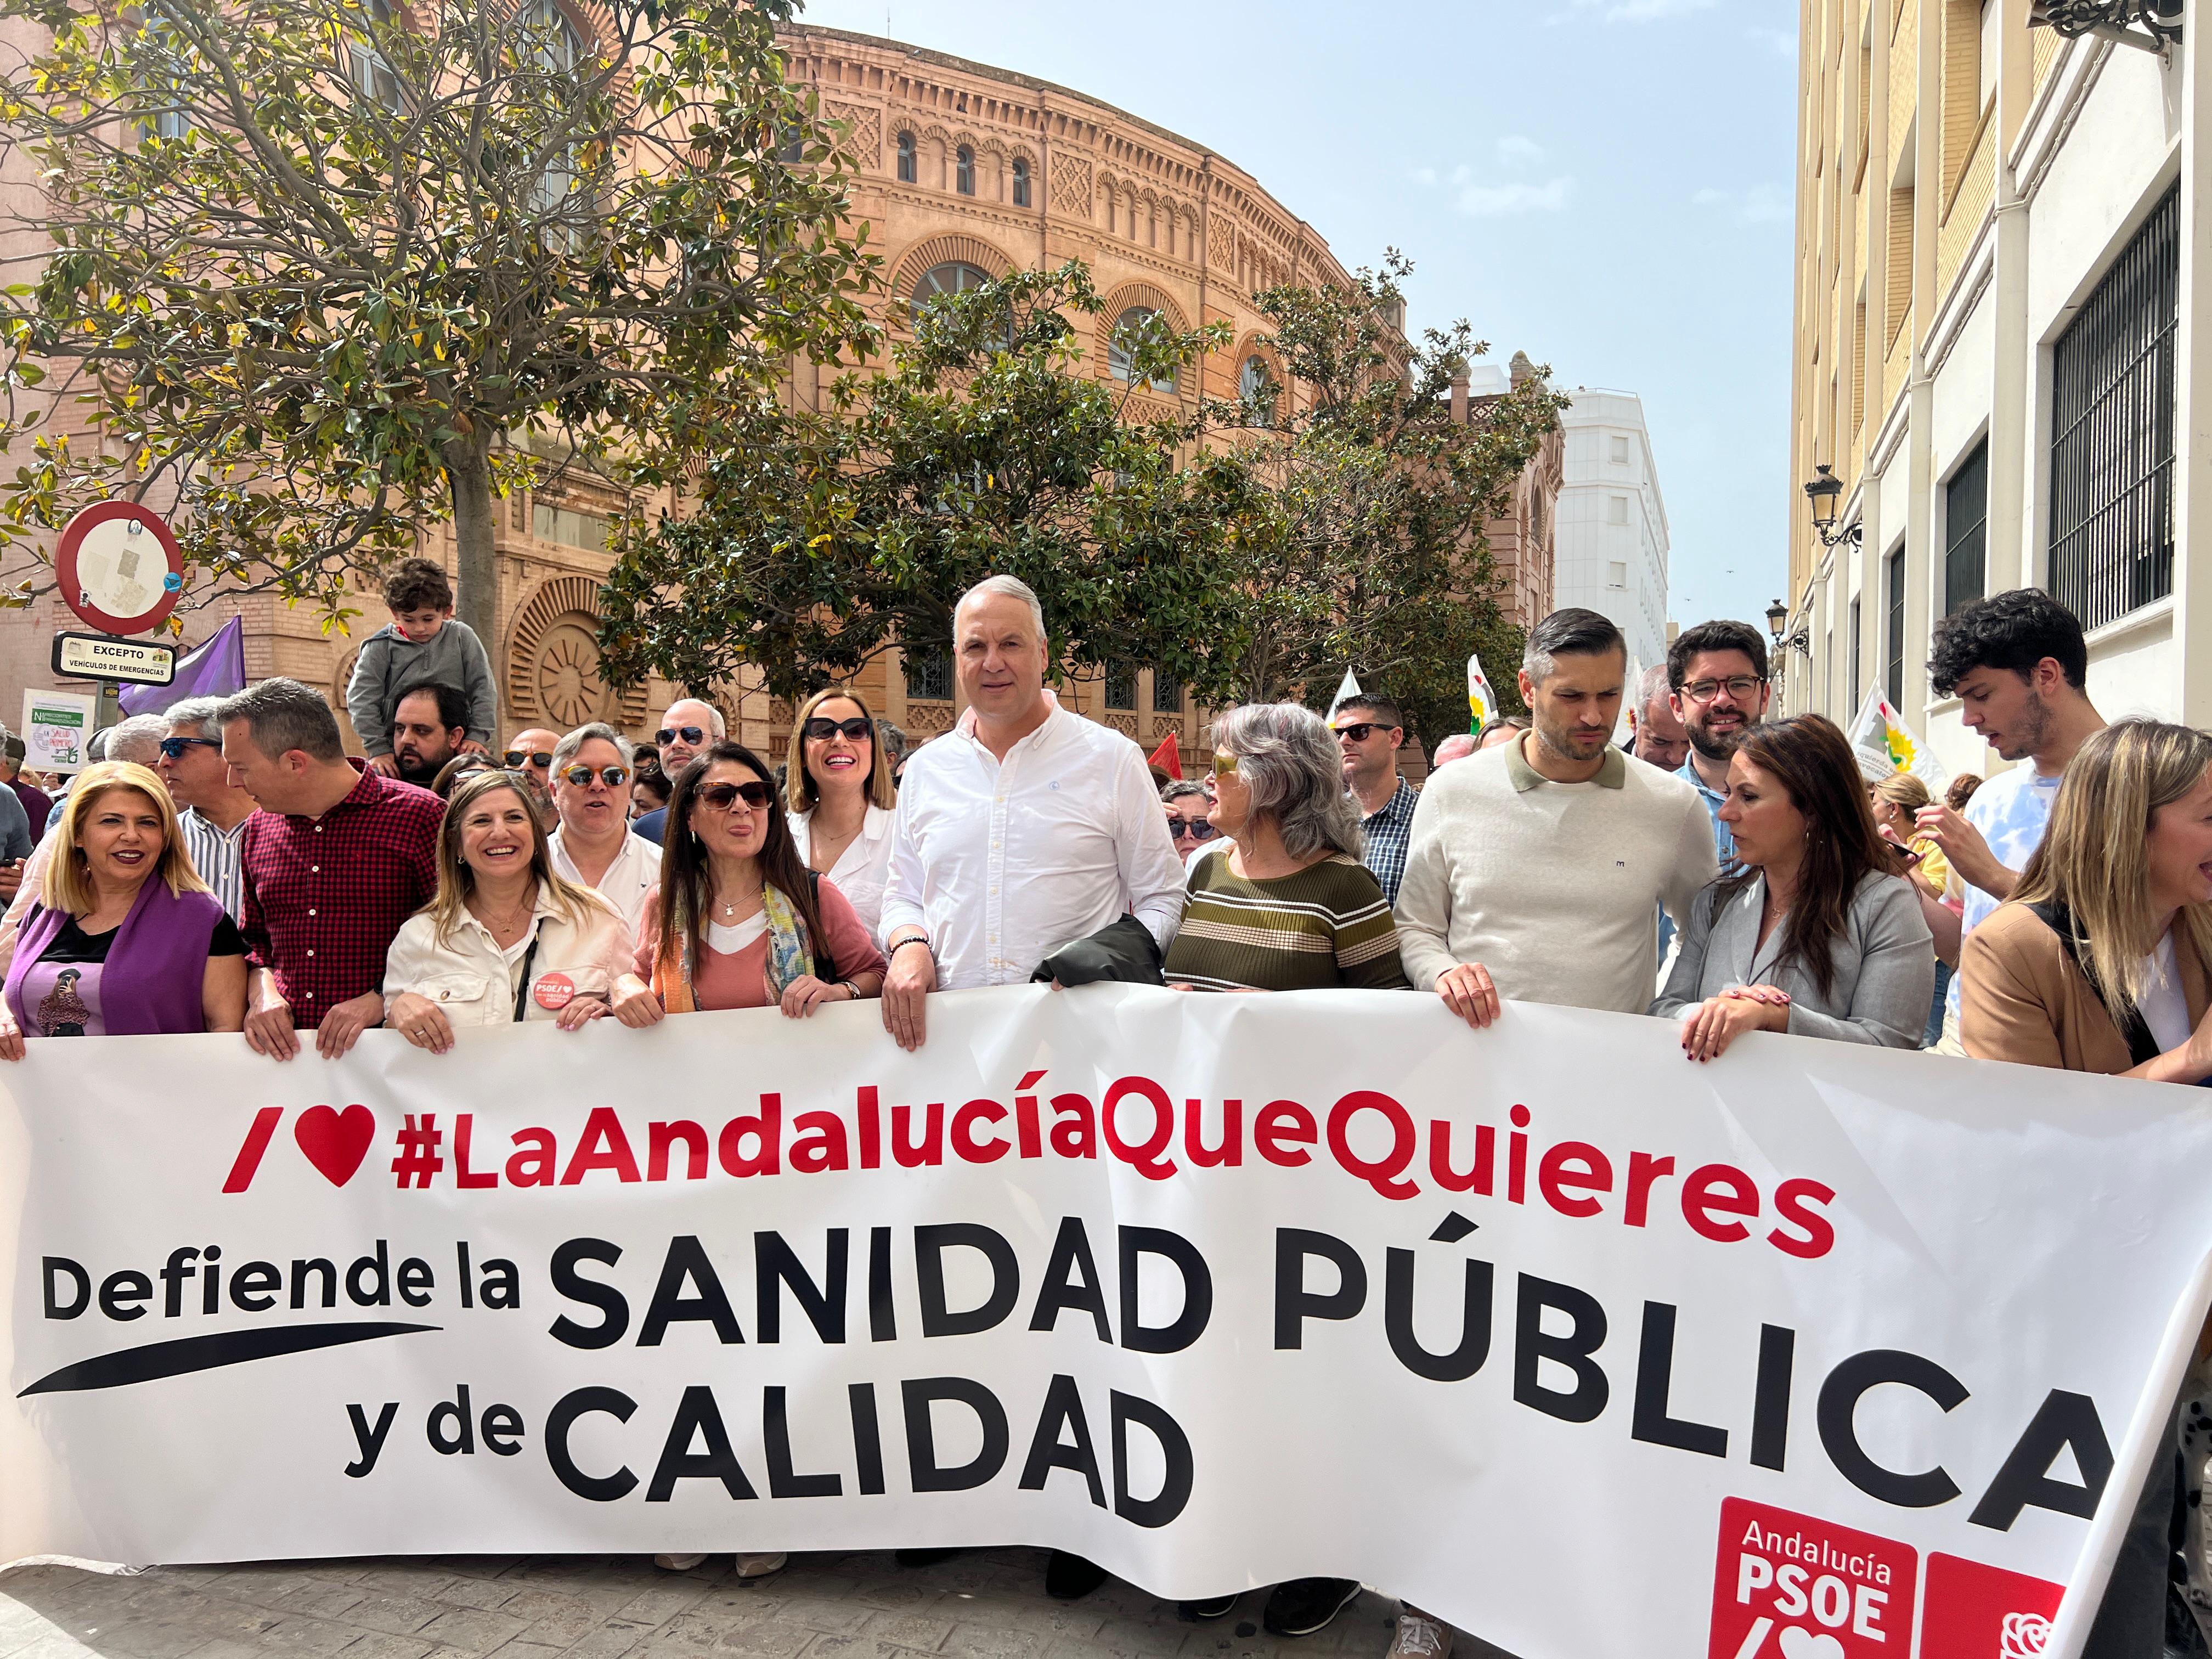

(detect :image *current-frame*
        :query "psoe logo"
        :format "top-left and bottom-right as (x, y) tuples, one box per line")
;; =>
(2000, 1611), (2051, 1657)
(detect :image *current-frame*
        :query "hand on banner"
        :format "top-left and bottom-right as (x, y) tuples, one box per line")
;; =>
(882, 936), (937, 1052)
(387, 992), (455, 1054)
(366, 753), (403, 779)
(555, 996), (607, 1032)
(0, 1007), (22, 1062)
(1435, 961), (1501, 1029)
(780, 974), (847, 1020)
(607, 975), (664, 1028)
(242, 974), (300, 1059)
(317, 991), (383, 1059)
(1681, 986), (1791, 1060)
(1913, 804), (2011, 898)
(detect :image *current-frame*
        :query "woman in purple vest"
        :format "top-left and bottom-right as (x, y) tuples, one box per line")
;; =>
(0, 760), (244, 1057)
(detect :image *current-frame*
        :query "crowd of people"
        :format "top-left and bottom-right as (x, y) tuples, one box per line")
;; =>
(0, 549), (2204, 1656)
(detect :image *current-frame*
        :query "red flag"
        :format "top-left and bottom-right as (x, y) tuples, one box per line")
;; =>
(1147, 733), (1183, 780)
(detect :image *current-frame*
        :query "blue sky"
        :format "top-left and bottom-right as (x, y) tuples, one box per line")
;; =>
(796, 0), (1801, 633)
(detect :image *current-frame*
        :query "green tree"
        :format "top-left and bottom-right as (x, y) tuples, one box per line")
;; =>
(597, 261), (1248, 698)
(0, 0), (879, 645)
(1210, 250), (1566, 741)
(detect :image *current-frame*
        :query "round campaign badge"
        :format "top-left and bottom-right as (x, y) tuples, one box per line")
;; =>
(533, 972), (576, 1011)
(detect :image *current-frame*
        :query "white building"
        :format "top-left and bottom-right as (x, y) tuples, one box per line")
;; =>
(1554, 390), (1671, 689)
(1785, 0), (2205, 765)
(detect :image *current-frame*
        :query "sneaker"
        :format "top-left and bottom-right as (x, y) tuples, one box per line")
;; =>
(652, 1554), (706, 1572)
(1045, 1551), (1109, 1600)
(732, 1553), (786, 1581)
(1388, 1610), (1453, 1658)
(1177, 1595), (1240, 1621)
(1262, 1578), (1362, 1638)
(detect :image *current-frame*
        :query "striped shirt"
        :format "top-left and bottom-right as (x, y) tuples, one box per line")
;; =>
(1163, 851), (1411, 993)
(177, 807), (250, 923)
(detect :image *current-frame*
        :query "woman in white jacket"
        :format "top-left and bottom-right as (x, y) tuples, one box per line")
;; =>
(384, 769), (633, 1051)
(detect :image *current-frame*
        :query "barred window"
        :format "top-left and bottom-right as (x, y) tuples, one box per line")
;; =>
(2050, 185), (2178, 630)
(1944, 439), (1987, 618)
(1152, 671), (1183, 714)
(1104, 662), (1136, 710)
(904, 644), (951, 702)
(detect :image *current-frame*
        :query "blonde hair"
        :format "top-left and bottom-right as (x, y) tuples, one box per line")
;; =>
(1871, 771), (1931, 812)
(2015, 720), (2212, 1008)
(786, 687), (896, 814)
(43, 761), (206, 912)
(422, 771), (612, 946)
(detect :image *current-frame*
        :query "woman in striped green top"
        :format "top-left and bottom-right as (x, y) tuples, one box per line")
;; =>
(1163, 701), (1409, 994)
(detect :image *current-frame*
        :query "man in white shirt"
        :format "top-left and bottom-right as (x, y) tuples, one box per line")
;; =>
(547, 723), (661, 942)
(157, 696), (258, 922)
(880, 575), (1184, 1056)
(1911, 589), (2105, 1053)
(1395, 607), (1718, 1026)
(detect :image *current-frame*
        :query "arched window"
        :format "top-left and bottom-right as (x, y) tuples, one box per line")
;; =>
(777, 124), (805, 163)
(1109, 307), (1175, 393)
(912, 261), (992, 309)
(955, 145), (975, 195)
(1240, 354), (1277, 425)
(896, 130), (916, 183)
(1011, 156), (1031, 208)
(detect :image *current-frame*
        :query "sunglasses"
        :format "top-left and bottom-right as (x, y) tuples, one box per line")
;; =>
(656, 726), (707, 746)
(1169, 819), (1219, 841)
(1332, 723), (1381, 743)
(504, 749), (553, 769)
(696, 780), (774, 812)
(157, 736), (221, 760)
(561, 765), (631, 788)
(802, 716), (874, 743)
(1212, 753), (1239, 778)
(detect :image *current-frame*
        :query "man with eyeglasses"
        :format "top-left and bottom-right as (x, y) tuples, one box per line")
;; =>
(1664, 619), (1774, 870)
(503, 726), (562, 829)
(156, 696), (257, 922)
(630, 697), (725, 844)
(547, 722), (661, 938)
(1331, 693), (1418, 905)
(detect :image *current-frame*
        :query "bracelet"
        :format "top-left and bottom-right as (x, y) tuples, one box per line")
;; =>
(889, 936), (932, 960)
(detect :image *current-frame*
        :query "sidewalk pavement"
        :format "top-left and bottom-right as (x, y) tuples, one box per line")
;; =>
(0, 1553), (1520, 1659)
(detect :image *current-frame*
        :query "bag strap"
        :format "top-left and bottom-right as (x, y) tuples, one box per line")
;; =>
(511, 933), (541, 1024)
(2027, 900), (2162, 1068)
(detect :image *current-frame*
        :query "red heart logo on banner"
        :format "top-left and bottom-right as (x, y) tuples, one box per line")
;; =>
(294, 1104), (375, 1187)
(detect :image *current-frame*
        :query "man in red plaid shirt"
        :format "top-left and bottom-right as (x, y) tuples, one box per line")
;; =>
(217, 679), (444, 1060)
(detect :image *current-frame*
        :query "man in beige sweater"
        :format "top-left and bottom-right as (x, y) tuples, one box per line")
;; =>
(1395, 607), (1718, 1026)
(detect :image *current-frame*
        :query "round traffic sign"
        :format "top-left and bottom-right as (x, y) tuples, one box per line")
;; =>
(55, 501), (184, 636)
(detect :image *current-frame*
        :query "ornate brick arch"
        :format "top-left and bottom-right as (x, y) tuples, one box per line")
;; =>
(506, 574), (650, 734)
(1097, 281), (1192, 383)
(891, 233), (1017, 302)
(1230, 331), (1286, 421)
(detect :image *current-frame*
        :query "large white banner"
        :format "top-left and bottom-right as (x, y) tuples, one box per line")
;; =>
(6, 985), (2212, 1659)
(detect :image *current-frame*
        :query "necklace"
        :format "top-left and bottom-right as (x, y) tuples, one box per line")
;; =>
(473, 890), (536, 934)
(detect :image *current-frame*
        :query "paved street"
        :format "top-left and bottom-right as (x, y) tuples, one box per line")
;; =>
(0, 1555), (1520, 1659)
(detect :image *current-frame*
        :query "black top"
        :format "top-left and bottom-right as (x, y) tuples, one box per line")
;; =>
(41, 912), (246, 966)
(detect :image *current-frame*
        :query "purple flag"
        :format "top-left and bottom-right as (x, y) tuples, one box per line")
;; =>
(118, 614), (246, 717)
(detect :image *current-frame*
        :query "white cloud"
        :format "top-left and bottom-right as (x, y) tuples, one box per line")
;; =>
(1693, 183), (1793, 224)
(1413, 165), (1438, 187)
(1496, 134), (1545, 166)
(1457, 177), (1575, 216)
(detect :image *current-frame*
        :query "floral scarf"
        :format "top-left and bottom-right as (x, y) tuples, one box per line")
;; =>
(653, 882), (816, 1013)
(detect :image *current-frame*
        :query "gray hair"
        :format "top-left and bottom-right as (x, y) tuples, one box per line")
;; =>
(163, 696), (229, 743)
(554, 721), (634, 770)
(954, 573), (1046, 639)
(878, 720), (910, 760)
(1159, 780), (1209, 806)
(1522, 606), (1626, 687)
(1635, 663), (1672, 714)
(105, 713), (173, 766)
(1429, 732), (1479, 768)
(217, 676), (345, 763)
(1216, 701), (1362, 861)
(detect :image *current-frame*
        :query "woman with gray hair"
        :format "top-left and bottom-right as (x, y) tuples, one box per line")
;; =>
(1163, 701), (1408, 994)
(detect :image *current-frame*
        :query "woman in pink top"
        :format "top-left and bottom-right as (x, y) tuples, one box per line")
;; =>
(612, 742), (885, 1024)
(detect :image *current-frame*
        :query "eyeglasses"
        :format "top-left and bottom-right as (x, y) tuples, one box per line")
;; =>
(157, 737), (221, 760)
(1332, 723), (1380, 743)
(802, 716), (873, 743)
(1212, 753), (1239, 778)
(1169, 819), (1219, 841)
(504, 749), (554, 769)
(696, 780), (774, 812)
(561, 765), (631, 788)
(656, 725), (707, 746)
(1681, 676), (1767, 704)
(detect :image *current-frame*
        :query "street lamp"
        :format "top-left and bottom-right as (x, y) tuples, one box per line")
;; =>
(1802, 464), (1861, 550)
(1765, 597), (1810, 658)
(2029, 0), (2180, 52)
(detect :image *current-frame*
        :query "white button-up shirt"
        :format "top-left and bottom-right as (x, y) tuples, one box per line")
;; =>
(879, 698), (1184, 988)
(789, 802), (896, 942)
(549, 825), (662, 945)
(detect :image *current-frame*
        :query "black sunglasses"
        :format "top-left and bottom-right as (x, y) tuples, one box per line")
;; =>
(1169, 819), (1219, 840)
(504, 749), (553, 769)
(696, 780), (774, 812)
(656, 725), (707, 746)
(561, 765), (630, 788)
(157, 736), (221, 760)
(1332, 723), (1381, 743)
(802, 716), (873, 743)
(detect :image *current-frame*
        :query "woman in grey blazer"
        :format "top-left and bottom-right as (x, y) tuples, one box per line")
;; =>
(1652, 714), (1934, 1058)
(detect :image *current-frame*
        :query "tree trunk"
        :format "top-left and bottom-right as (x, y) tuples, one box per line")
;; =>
(442, 425), (502, 736)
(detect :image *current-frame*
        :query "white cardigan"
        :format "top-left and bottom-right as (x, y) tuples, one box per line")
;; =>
(383, 885), (632, 1028)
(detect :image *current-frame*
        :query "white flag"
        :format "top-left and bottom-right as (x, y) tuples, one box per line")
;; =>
(1327, 668), (1362, 716)
(1466, 652), (1498, 730)
(1847, 686), (1949, 788)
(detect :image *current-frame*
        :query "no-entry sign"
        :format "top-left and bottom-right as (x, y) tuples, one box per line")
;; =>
(54, 500), (184, 636)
